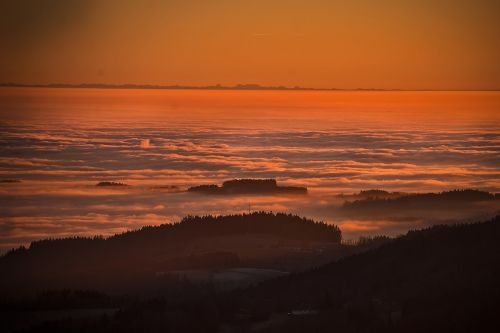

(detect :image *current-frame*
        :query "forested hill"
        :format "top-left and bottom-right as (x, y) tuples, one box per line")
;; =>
(188, 179), (307, 195)
(9, 217), (499, 333)
(0, 212), (341, 296)
(3, 212), (340, 258)
(342, 189), (497, 211)
(224, 215), (500, 332)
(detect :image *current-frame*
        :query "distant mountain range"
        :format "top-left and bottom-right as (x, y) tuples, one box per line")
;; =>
(3, 82), (497, 91)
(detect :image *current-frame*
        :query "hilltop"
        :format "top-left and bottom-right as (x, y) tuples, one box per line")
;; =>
(338, 189), (499, 219)
(0, 82), (403, 91)
(0, 212), (340, 296)
(188, 179), (307, 195)
(95, 181), (129, 187)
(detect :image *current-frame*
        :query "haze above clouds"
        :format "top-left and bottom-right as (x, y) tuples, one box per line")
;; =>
(1, 0), (500, 89)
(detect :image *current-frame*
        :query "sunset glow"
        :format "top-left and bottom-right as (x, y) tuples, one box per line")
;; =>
(1, 88), (499, 251)
(1, 1), (500, 90)
(1, 2), (499, 331)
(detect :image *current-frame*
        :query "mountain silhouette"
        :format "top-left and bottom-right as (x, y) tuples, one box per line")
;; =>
(3, 215), (498, 332)
(0, 212), (340, 296)
(188, 179), (307, 195)
(340, 189), (498, 217)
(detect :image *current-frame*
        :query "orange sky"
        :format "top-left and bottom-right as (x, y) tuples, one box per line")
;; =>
(1, 0), (499, 90)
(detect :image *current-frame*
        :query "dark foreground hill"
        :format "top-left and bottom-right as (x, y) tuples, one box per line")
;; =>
(223, 215), (500, 332)
(0, 212), (341, 296)
(1, 216), (498, 332)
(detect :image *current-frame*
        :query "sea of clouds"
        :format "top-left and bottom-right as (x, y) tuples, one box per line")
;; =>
(1, 89), (499, 252)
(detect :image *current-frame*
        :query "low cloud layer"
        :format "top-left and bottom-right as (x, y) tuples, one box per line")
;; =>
(0, 89), (499, 252)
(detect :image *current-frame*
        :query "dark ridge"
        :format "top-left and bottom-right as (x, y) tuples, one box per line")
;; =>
(7, 216), (499, 332)
(338, 189), (405, 200)
(95, 181), (129, 187)
(188, 184), (220, 193)
(0, 179), (22, 183)
(0, 212), (340, 296)
(341, 189), (497, 213)
(218, 215), (500, 332)
(14, 212), (340, 254)
(357, 189), (404, 199)
(188, 179), (307, 195)
(359, 189), (391, 196)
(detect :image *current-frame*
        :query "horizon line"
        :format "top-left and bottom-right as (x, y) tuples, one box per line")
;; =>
(1, 82), (499, 92)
